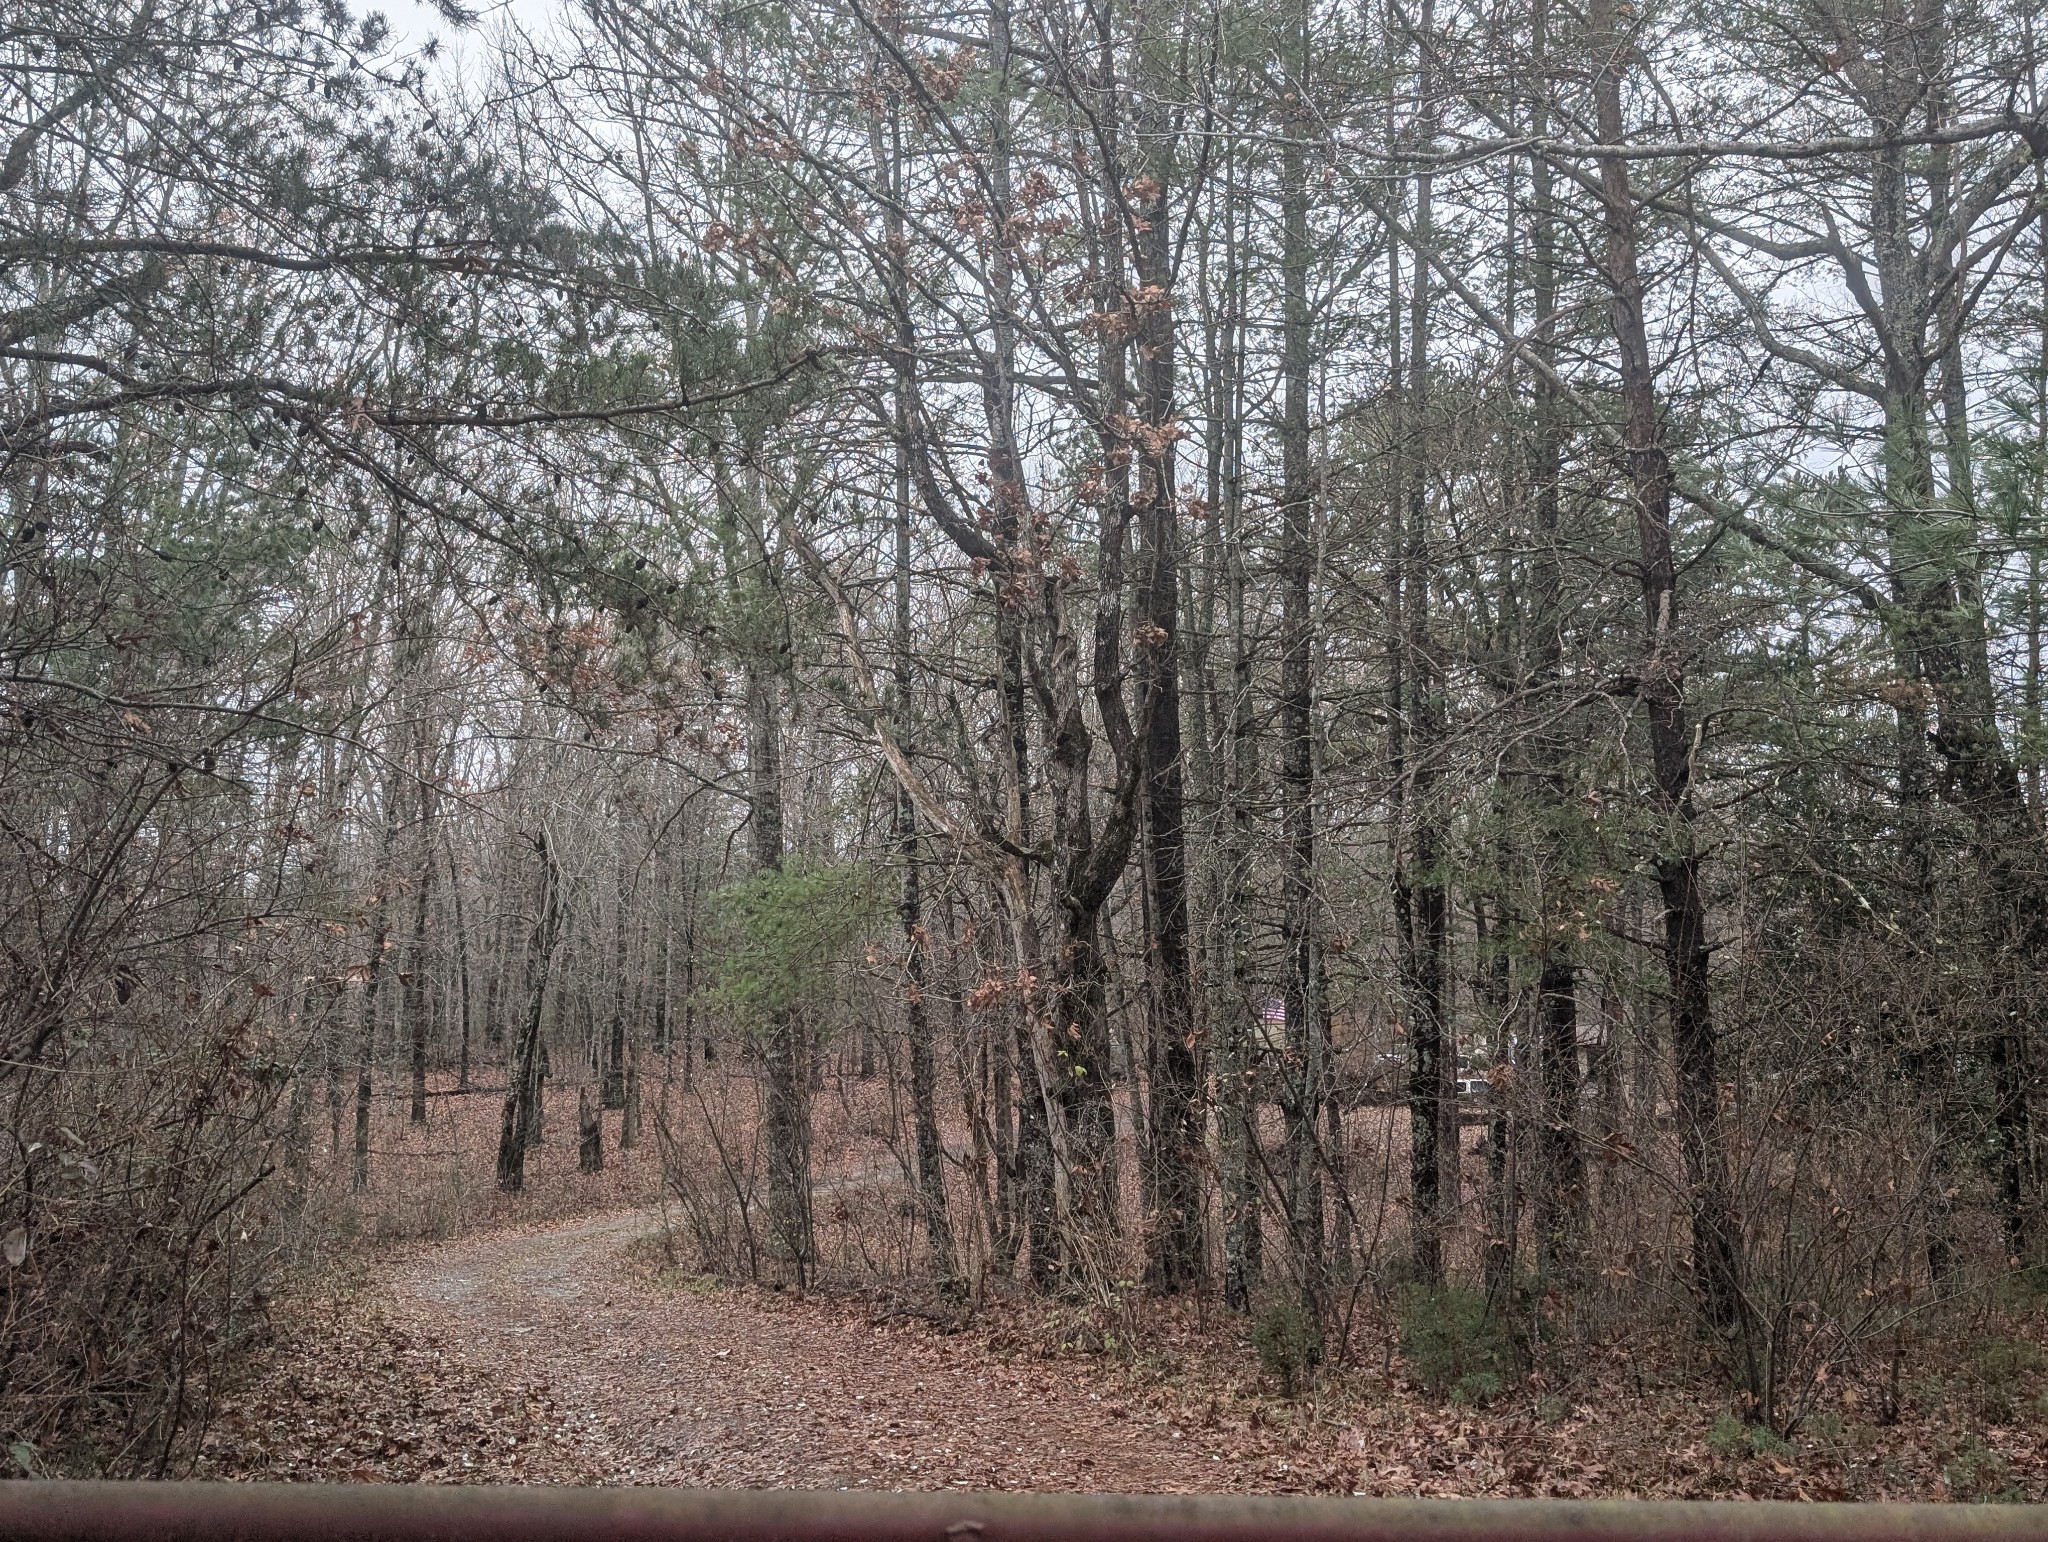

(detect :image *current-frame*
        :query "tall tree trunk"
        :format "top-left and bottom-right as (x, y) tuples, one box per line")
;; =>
(603, 843), (629, 1109)
(1008, 15), (1145, 1276)
(1587, 0), (1753, 1361)
(1129, 3), (1203, 1296)
(353, 787), (401, 1195)
(895, 373), (955, 1287)
(1278, 0), (1327, 1309)
(404, 782), (437, 1128)
(497, 829), (561, 1194)
(1211, 146), (1261, 1313)
(748, 657), (814, 1286)
(445, 827), (473, 1091)
(1527, 0), (1584, 1273)
(1395, 0), (1452, 1283)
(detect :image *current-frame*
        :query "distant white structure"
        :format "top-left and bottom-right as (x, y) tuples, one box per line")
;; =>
(1255, 997), (1286, 1056)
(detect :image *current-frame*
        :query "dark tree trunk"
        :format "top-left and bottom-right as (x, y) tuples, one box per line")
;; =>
(603, 852), (629, 1110)
(1525, 0), (1585, 1273)
(749, 659), (814, 1286)
(1277, 0), (1329, 1310)
(893, 364), (955, 1286)
(1392, 14), (1452, 1282)
(497, 830), (561, 1194)
(354, 799), (401, 1195)
(1535, 957), (1584, 1270)
(404, 792), (436, 1128)
(578, 1085), (603, 1174)
(1588, 0), (1753, 1358)
(446, 829), (474, 1091)
(1125, 6), (1203, 1297)
(1209, 145), (1261, 1313)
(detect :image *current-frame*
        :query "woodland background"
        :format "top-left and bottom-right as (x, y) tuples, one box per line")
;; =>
(5, 0), (2048, 1485)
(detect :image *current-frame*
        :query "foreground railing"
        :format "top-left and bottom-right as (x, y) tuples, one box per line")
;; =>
(0, 1484), (2044, 1542)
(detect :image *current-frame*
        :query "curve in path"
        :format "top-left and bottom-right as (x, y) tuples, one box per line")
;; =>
(370, 1208), (1245, 1491)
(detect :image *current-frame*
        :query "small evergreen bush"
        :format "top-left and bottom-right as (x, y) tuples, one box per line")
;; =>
(1396, 1284), (1514, 1402)
(1251, 1292), (1320, 1396)
(1945, 1437), (2022, 1503)
(1709, 1413), (1794, 1460)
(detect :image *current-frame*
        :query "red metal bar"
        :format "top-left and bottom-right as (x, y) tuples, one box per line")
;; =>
(0, 1485), (2043, 1542)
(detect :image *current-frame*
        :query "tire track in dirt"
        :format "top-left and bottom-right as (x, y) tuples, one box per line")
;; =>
(368, 1209), (1250, 1491)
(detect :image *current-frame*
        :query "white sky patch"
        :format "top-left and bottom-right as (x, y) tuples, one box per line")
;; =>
(373, 0), (565, 83)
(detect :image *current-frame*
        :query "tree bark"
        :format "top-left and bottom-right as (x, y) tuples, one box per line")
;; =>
(578, 1084), (603, 1174)
(1394, 1), (1452, 1283)
(1527, 0), (1584, 1273)
(603, 843), (629, 1110)
(1209, 143), (1261, 1313)
(748, 657), (814, 1286)
(1129, 1), (1204, 1296)
(497, 829), (561, 1194)
(1587, 0), (1753, 1358)
(894, 362), (956, 1286)
(1278, 0), (1327, 1308)
(353, 787), (401, 1195)
(404, 781), (437, 1128)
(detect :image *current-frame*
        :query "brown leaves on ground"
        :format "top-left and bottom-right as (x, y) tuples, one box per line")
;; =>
(202, 1208), (2048, 1500)
(194, 1288), (586, 1484)
(202, 1211), (1260, 1490)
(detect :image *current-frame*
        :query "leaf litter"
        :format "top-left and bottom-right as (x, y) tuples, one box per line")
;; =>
(200, 1207), (2048, 1499)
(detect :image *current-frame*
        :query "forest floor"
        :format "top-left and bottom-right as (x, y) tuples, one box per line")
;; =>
(195, 1073), (2048, 1498)
(199, 1199), (2048, 1500)
(197, 1206), (1266, 1491)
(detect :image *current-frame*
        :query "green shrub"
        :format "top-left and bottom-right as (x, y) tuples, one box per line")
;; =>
(1971, 1336), (2046, 1387)
(1396, 1284), (1514, 1401)
(1994, 1265), (2048, 1305)
(1709, 1413), (1794, 1461)
(1907, 1373), (1950, 1418)
(1946, 1438), (2023, 1503)
(1803, 1411), (1846, 1445)
(1968, 1336), (2045, 1425)
(1751, 1423), (1795, 1459)
(1251, 1293), (1320, 1397)
(1452, 1371), (1506, 1407)
(705, 861), (885, 1032)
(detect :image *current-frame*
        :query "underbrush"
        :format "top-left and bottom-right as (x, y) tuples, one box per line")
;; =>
(0, 1002), (292, 1478)
(330, 1075), (661, 1249)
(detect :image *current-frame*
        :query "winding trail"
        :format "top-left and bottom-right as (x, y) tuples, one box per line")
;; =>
(343, 1208), (1250, 1491)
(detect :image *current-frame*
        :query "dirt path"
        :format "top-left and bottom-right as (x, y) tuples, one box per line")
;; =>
(210, 1208), (1279, 1491)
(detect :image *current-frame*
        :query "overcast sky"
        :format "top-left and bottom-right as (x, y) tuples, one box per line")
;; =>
(376, 0), (565, 81)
